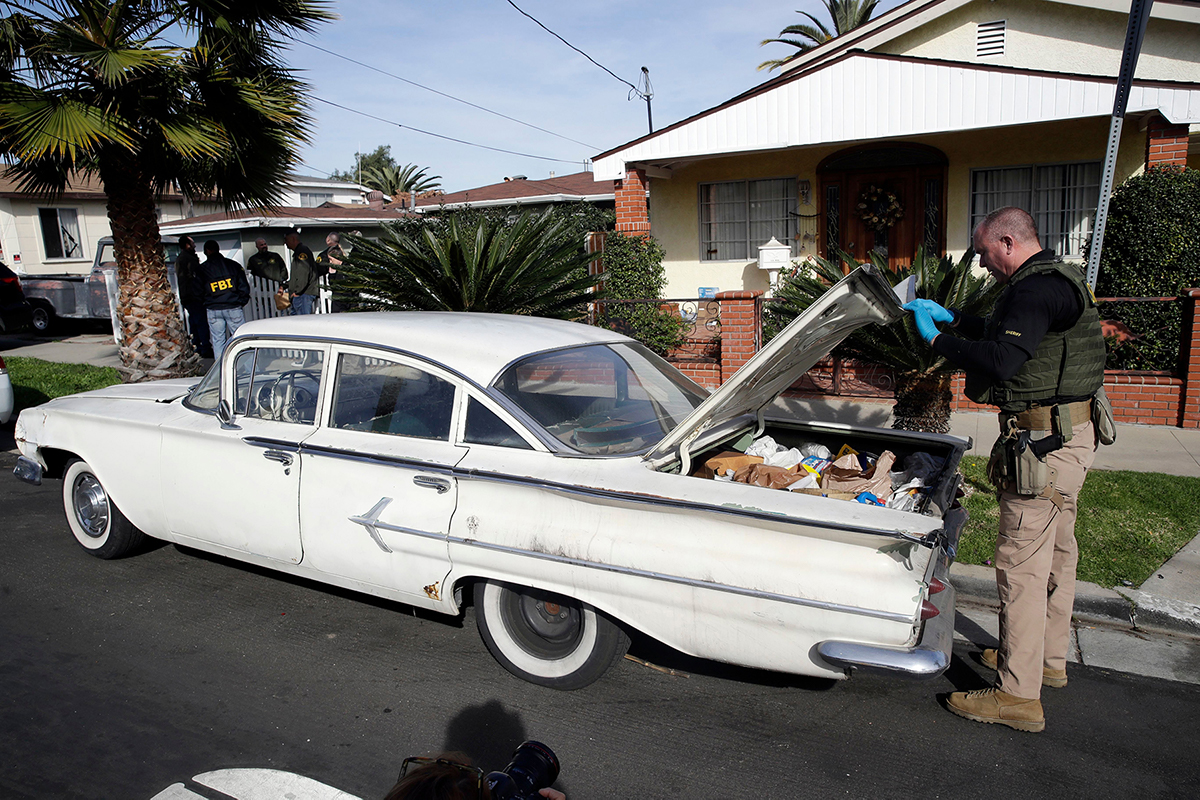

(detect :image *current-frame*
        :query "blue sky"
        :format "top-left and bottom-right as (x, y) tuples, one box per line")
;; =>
(287, 0), (902, 191)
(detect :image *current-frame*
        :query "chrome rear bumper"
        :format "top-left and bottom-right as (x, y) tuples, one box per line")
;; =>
(816, 557), (956, 680)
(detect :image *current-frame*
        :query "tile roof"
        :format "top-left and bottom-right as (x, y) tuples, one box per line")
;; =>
(415, 171), (615, 208)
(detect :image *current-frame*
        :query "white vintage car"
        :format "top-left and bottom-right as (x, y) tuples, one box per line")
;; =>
(13, 265), (968, 689)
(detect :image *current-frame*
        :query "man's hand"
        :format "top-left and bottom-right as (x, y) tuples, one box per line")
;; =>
(902, 299), (954, 345)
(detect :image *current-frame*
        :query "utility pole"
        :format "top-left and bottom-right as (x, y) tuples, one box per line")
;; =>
(1086, 0), (1155, 290)
(639, 67), (654, 134)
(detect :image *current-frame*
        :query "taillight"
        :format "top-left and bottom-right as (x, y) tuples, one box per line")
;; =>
(0, 276), (18, 285)
(920, 599), (939, 620)
(928, 577), (947, 595)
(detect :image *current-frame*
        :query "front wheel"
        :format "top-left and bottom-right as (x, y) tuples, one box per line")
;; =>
(61, 459), (146, 559)
(474, 580), (629, 690)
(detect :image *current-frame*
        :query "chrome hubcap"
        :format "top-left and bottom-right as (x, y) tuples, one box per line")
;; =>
(72, 473), (110, 538)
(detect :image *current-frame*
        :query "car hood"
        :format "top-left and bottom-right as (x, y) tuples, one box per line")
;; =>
(70, 377), (197, 403)
(645, 263), (904, 464)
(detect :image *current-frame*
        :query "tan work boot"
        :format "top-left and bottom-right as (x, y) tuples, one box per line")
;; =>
(979, 648), (1068, 688)
(946, 687), (1045, 732)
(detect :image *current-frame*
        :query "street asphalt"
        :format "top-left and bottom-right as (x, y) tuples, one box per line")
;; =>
(5, 331), (1200, 691)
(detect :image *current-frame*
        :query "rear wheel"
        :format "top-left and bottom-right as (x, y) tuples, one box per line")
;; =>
(474, 580), (629, 690)
(61, 459), (146, 559)
(30, 302), (54, 334)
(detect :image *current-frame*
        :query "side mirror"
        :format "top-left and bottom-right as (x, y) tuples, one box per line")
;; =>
(217, 399), (240, 430)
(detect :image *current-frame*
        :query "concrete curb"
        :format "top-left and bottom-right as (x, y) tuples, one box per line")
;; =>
(950, 562), (1200, 638)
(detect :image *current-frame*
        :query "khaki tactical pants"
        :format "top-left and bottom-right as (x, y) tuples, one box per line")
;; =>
(995, 419), (1097, 700)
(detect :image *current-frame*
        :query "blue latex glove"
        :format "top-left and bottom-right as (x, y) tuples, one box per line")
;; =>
(902, 300), (954, 344)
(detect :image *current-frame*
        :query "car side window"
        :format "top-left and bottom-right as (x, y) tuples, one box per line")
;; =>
(242, 347), (325, 424)
(330, 353), (454, 441)
(464, 397), (532, 449)
(185, 361), (221, 411)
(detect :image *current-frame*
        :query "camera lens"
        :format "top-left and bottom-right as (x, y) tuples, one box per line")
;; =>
(485, 741), (559, 800)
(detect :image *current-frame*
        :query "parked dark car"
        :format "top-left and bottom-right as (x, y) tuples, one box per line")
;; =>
(0, 261), (34, 333)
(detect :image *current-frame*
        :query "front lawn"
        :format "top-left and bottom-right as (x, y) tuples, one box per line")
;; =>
(957, 455), (1200, 588)
(5, 357), (122, 416)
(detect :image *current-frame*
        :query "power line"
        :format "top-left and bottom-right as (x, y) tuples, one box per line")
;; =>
(503, 0), (647, 99)
(311, 97), (585, 165)
(298, 40), (598, 150)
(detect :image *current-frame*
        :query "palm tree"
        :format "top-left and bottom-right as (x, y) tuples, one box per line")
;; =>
(758, 0), (880, 72)
(335, 208), (602, 318)
(765, 248), (999, 433)
(0, 1), (334, 380)
(360, 163), (442, 198)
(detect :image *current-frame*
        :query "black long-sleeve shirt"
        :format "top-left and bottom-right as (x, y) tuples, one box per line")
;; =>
(933, 251), (1083, 383)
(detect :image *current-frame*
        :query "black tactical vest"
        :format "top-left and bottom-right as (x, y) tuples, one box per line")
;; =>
(965, 259), (1106, 413)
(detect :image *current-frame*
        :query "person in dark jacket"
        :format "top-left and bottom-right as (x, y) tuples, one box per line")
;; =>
(195, 240), (251, 360)
(174, 236), (212, 359)
(284, 230), (319, 315)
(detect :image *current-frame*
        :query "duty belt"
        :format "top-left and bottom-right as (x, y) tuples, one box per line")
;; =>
(1002, 398), (1093, 435)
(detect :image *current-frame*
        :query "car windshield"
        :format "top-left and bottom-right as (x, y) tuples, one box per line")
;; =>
(494, 342), (708, 455)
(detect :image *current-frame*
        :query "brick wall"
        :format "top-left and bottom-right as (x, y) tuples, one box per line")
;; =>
(1146, 114), (1191, 167)
(614, 168), (650, 235)
(704, 288), (1200, 429)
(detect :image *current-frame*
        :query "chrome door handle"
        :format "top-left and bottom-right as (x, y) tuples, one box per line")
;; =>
(413, 475), (451, 494)
(263, 450), (294, 467)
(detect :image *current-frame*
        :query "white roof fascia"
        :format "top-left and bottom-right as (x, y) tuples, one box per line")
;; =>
(162, 216), (400, 234)
(420, 192), (617, 210)
(778, 0), (972, 74)
(592, 54), (1200, 181)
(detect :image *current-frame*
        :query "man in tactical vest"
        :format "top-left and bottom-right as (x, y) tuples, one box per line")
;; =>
(903, 207), (1108, 733)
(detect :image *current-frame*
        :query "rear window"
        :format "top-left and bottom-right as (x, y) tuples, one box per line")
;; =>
(494, 342), (706, 455)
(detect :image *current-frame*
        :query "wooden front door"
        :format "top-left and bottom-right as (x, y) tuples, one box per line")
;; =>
(818, 145), (948, 272)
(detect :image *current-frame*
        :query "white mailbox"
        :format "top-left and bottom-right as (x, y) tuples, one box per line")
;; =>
(757, 237), (792, 295)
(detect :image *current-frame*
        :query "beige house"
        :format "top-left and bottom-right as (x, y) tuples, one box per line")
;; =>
(593, 0), (1200, 297)
(0, 174), (369, 278)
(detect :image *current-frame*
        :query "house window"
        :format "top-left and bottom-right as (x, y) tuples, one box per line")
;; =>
(299, 191), (334, 208)
(969, 162), (1101, 258)
(699, 178), (797, 261)
(977, 20), (1006, 58)
(38, 207), (83, 259)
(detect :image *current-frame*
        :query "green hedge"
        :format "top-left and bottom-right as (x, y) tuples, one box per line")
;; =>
(1094, 165), (1200, 372)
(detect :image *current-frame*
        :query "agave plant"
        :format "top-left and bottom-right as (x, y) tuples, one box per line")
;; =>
(336, 208), (603, 318)
(766, 248), (999, 433)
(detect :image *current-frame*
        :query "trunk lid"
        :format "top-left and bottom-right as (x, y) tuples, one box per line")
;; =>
(645, 263), (904, 464)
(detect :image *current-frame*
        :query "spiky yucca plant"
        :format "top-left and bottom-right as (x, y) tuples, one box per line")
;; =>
(336, 208), (603, 318)
(766, 248), (999, 433)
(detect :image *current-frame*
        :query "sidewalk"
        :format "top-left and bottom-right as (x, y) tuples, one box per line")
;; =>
(7, 340), (1200, 682)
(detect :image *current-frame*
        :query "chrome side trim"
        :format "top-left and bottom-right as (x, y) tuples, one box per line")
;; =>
(447, 533), (911, 624)
(302, 443), (456, 476)
(817, 555), (956, 679)
(242, 436), (301, 453)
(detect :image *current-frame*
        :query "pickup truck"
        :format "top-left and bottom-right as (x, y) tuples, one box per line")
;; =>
(19, 235), (181, 336)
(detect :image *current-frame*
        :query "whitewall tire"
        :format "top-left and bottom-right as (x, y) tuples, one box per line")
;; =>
(61, 459), (146, 559)
(474, 580), (629, 690)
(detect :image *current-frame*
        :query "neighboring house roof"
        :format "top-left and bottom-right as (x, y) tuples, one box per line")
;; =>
(0, 172), (186, 201)
(415, 171), (616, 210)
(159, 205), (412, 234)
(592, 51), (1200, 181)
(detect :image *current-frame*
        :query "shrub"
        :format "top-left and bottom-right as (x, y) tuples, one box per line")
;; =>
(597, 232), (688, 355)
(1094, 166), (1200, 371)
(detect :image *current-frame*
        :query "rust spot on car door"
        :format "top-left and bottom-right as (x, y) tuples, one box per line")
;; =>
(423, 582), (441, 601)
